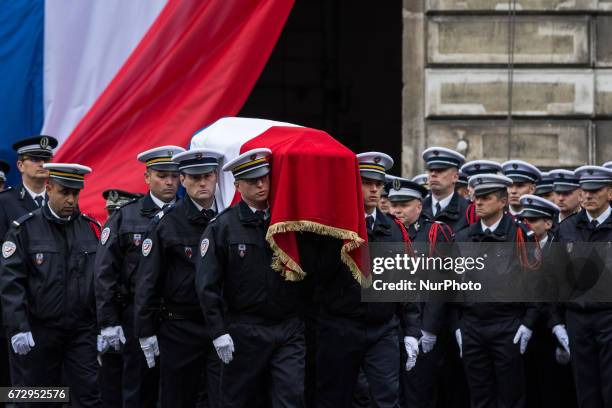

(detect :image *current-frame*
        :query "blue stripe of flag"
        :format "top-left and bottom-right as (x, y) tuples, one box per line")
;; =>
(0, 0), (44, 187)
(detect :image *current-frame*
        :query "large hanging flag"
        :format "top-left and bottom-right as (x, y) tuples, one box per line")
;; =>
(191, 117), (370, 283)
(0, 0), (294, 220)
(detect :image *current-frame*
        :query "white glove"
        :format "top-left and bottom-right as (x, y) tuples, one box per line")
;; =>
(11, 332), (35, 355)
(513, 324), (533, 354)
(139, 336), (160, 368)
(101, 326), (126, 351)
(552, 324), (570, 354)
(420, 330), (437, 354)
(555, 347), (571, 365)
(455, 329), (463, 358)
(404, 336), (419, 371)
(213, 334), (234, 364)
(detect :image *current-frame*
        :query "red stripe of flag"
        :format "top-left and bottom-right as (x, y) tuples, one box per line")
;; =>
(55, 0), (294, 222)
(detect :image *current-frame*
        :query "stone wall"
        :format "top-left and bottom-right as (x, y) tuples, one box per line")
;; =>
(403, 0), (612, 176)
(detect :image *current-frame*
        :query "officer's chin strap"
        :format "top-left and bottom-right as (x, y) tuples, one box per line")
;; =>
(515, 228), (542, 270)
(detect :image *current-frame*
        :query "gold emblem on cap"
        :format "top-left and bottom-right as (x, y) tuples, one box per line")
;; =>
(392, 179), (401, 191)
(40, 137), (49, 149)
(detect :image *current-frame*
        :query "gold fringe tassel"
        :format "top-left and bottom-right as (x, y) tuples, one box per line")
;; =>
(266, 220), (368, 286)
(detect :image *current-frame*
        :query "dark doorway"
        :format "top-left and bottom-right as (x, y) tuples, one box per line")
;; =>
(240, 0), (403, 169)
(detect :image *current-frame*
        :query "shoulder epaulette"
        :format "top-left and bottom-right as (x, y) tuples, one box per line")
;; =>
(12, 212), (34, 227)
(209, 206), (232, 224)
(81, 213), (101, 228)
(118, 198), (139, 210)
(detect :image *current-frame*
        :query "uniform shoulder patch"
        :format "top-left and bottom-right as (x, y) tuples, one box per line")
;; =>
(2, 241), (16, 258)
(100, 227), (111, 245)
(12, 212), (34, 227)
(142, 238), (153, 256)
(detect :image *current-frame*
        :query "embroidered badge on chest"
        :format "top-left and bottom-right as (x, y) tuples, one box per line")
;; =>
(2, 241), (16, 258)
(566, 243), (573, 253)
(100, 227), (110, 245)
(35, 253), (44, 265)
(185, 246), (193, 259)
(142, 239), (153, 257)
(238, 244), (246, 258)
(133, 233), (142, 247)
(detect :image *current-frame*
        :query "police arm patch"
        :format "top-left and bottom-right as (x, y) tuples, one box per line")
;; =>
(142, 238), (153, 257)
(200, 238), (209, 257)
(2, 241), (16, 258)
(100, 227), (111, 245)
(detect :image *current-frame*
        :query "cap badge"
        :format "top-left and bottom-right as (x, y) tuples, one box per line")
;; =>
(512, 163), (518, 169)
(392, 179), (401, 191)
(475, 164), (481, 170)
(109, 190), (119, 201)
(250, 154), (257, 161)
(195, 153), (203, 160)
(374, 156), (381, 164)
(588, 169), (594, 175)
(40, 137), (49, 149)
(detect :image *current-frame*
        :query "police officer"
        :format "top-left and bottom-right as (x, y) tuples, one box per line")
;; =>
(0, 163), (102, 407)
(456, 170), (469, 200)
(95, 146), (184, 407)
(0, 160), (9, 191)
(453, 174), (541, 408)
(461, 160), (503, 225)
(516, 195), (576, 408)
(196, 148), (306, 408)
(298, 152), (406, 408)
(0, 135), (58, 390)
(420, 147), (470, 233)
(102, 189), (145, 215)
(502, 160), (542, 217)
(550, 169), (582, 224)
(534, 172), (555, 201)
(135, 148), (222, 408)
(387, 177), (456, 408)
(557, 165), (612, 408)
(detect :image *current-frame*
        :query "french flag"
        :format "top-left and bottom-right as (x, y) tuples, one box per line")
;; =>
(0, 0), (293, 220)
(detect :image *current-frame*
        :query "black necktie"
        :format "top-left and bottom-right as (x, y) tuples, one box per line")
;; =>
(34, 196), (44, 208)
(591, 219), (599, 229)
(161, 203), (170, 211)
(484, 228), (492, 236)
(366, 215), (374, 232)
(435, 202), (442, 216)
